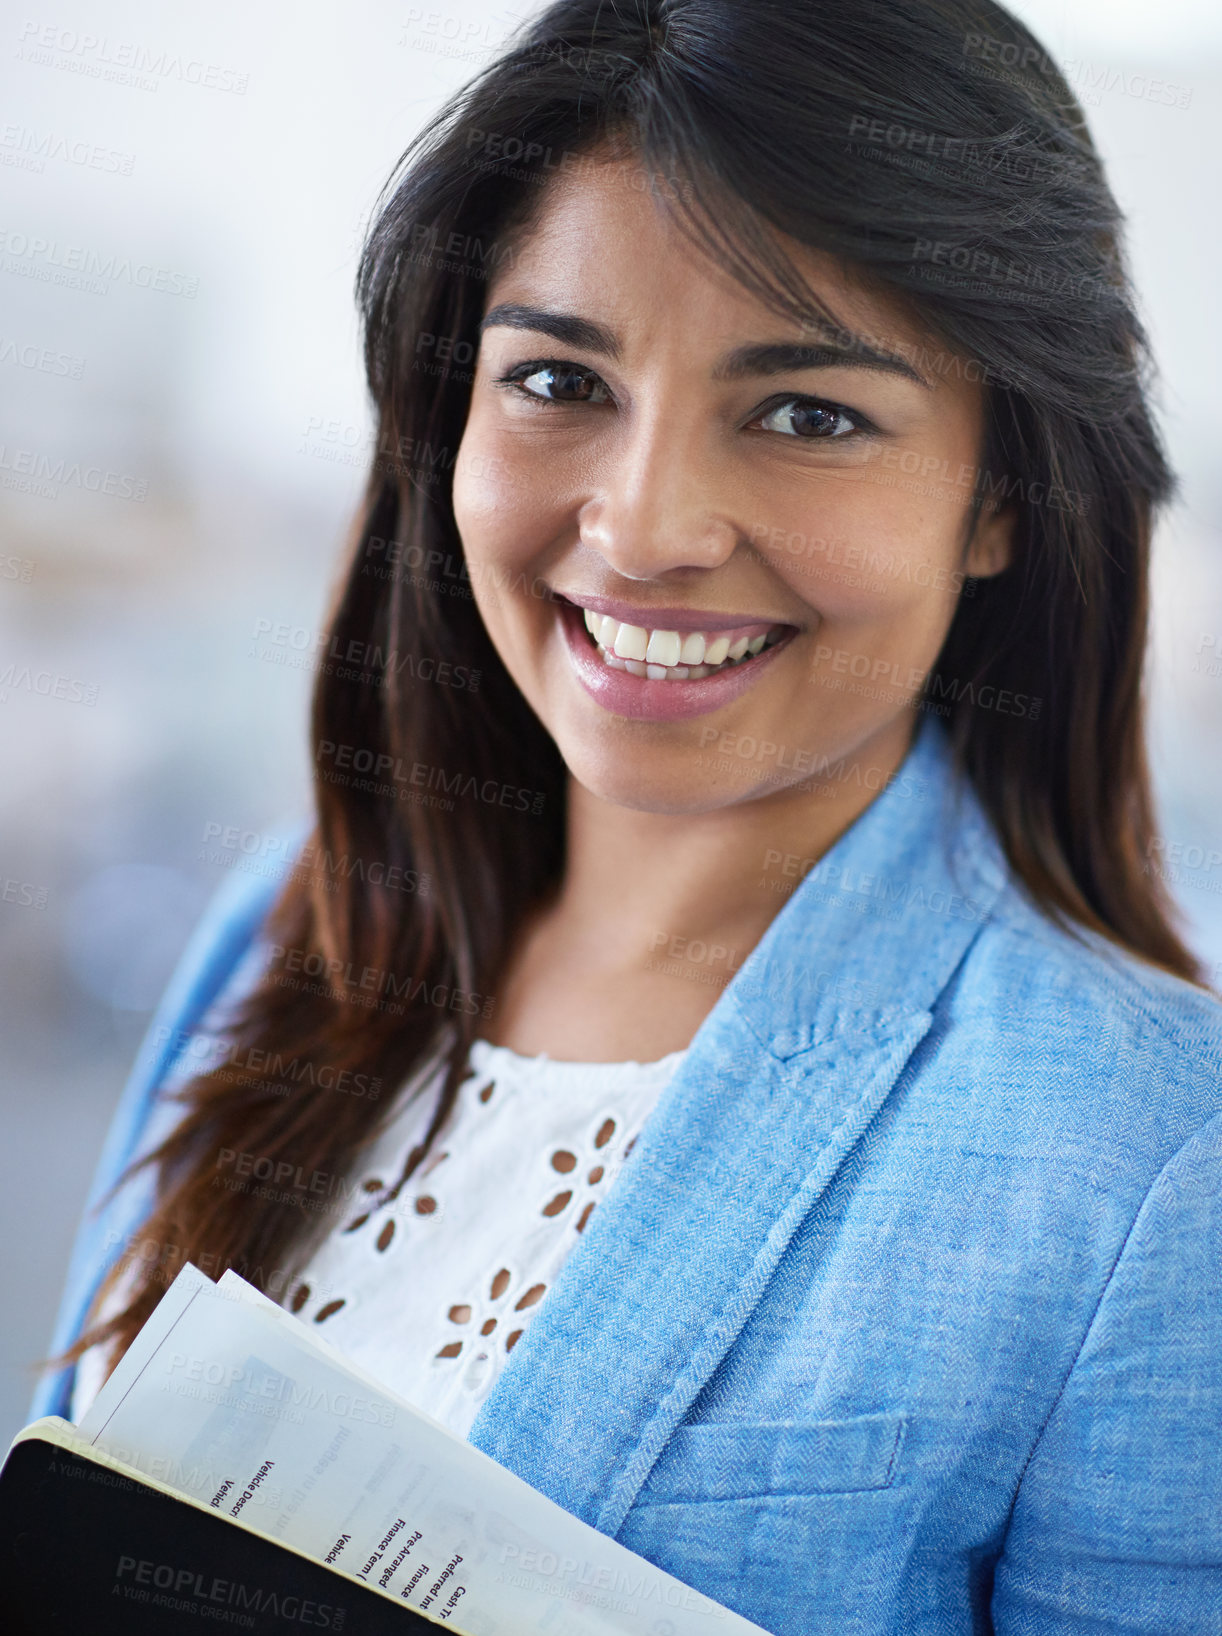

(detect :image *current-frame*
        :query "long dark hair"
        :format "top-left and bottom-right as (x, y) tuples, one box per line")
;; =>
(69, 0), (1201, 1375)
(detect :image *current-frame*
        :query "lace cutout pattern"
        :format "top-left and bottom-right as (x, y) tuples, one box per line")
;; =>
(284, 1037), (685, 1438)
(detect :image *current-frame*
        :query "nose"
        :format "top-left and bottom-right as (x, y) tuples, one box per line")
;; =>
(576, 401), (740, 579)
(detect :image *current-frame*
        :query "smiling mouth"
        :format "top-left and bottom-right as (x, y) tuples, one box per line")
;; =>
(573, 606), (792, 681)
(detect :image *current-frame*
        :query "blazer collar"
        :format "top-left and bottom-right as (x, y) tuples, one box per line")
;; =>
(730, 712), (1009, 1056)
(467, 717), (1011, 1532)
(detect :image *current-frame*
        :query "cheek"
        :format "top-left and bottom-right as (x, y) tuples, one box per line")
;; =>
(452, 407), (571, 567)
(451, 451), (517, 564)
(755, 465), (971, 623)
(451, 418), (522, 563)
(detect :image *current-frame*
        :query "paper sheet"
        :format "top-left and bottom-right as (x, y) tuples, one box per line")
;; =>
(78, 1265), (766, 1634)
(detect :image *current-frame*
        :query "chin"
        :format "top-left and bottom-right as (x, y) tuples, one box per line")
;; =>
(559, 744), (761, 816)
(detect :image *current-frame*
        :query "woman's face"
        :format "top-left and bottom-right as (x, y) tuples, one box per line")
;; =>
(452, 151), (1011, 814)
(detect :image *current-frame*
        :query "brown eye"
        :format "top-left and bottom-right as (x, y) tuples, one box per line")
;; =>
(757, 399), (859, 439)
(514, 364), (610, 404)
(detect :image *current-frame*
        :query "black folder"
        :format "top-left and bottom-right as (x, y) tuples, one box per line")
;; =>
(1, 1420), (439, 1632)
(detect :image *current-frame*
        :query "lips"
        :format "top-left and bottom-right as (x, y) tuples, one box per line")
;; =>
(555, 596), (797, 722)
(560, 592), (786, 634)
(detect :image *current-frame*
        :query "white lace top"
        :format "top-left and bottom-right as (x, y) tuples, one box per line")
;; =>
(69, 1035), (686, 1431)
(270, 1037), (685, 1438)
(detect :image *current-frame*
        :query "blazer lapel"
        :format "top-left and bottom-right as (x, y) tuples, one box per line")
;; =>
(467, 718), (1009, 1534)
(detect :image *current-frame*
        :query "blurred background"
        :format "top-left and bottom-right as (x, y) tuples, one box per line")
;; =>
(1, 0), (1220, 1445)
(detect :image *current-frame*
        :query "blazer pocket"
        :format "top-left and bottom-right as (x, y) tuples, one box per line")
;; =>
(638, 1411), (908, 1505)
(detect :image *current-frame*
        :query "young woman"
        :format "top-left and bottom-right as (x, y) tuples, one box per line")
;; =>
(40, 0), (1222, 1629)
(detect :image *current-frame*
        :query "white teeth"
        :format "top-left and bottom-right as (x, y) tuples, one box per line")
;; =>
(577, 606), (781, 681)
(613, 622), (648, 661)
(644, 629), (682, 667)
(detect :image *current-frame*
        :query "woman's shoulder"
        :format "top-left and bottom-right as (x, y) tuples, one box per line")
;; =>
(129, 826), (309, 1097)
(959, 874), (1222, 1136)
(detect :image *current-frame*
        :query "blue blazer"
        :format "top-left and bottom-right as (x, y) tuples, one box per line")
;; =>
(34, 717), (1222, 1634)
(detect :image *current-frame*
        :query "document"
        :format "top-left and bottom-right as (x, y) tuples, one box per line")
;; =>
(65, 1262), (767, 1632)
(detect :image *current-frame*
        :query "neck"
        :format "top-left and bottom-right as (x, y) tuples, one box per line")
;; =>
(484, 714), (918, 1060)
(559, 714), (917, 963)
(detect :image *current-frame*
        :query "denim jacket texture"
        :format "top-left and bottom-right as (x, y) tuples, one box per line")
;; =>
(34, 715), (1222, 1634)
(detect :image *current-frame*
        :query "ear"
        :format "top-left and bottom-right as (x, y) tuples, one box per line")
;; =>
(963, 500), (1015, 579)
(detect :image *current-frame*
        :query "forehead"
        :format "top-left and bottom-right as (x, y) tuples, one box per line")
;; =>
(486, 151), (930, 362)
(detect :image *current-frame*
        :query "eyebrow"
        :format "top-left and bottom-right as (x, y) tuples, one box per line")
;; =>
(478, 303), (932, 389)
